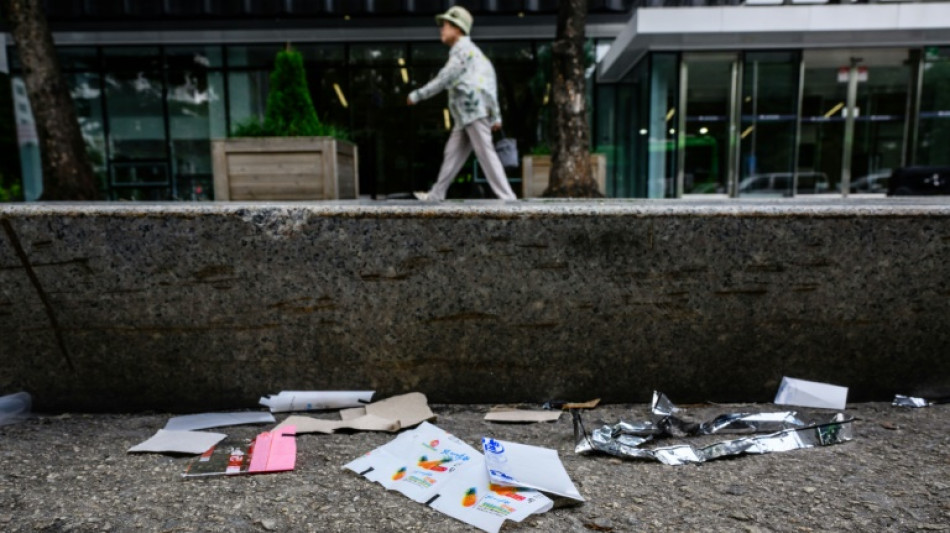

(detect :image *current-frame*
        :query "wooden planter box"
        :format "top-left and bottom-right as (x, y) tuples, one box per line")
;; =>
(521, 154), (607, 198)
(212, 137), (358, 201)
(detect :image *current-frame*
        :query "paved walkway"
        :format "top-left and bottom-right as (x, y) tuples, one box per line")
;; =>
(1, 401), (948, 532)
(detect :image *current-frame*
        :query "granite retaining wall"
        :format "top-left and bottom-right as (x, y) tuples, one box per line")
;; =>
(2, 200), (949, 411)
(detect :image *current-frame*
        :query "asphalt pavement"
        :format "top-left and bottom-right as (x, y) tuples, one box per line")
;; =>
(1, 401), (948, 532)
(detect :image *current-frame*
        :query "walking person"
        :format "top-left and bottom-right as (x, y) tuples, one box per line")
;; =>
(407, 6), (517, 201)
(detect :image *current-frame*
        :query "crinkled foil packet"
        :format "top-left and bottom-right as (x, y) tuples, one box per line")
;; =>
(573, 391), (855, 466)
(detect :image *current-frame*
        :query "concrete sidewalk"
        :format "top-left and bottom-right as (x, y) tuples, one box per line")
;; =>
(1, 401), (948, 532)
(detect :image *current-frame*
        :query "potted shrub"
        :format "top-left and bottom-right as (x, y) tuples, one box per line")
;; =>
(212, 45), (358, 201)
(521, 144), (606, 198)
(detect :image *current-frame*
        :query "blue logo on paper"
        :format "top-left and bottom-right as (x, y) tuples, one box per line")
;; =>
(489, 469), (516, 482)
(483, 438), (505, 455)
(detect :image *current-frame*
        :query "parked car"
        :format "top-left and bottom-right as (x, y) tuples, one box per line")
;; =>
(888, 166), (950, 196)
(738, 172), (830, 196)
(840, 170), (890, 194)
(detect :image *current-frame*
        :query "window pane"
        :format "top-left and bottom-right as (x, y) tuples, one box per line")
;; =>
(227, 45), (284, 68)
(227, 70), (268, 133)
(168, 67), (225, 186)
(166, 46), (223, 70)
(67, 72), (108, 189)
(104, 68), (167, 160)
(102, 46), (162, 70)
(918, 47), (950, 166)
(349, 44), (407, 66)
(740, 51), (798, 195)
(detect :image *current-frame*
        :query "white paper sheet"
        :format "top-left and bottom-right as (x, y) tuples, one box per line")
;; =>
(164, 412), (276, 431)
(128, 429), (227, 454)
(259, 390), (374, 412)
(774, 377), (848, 410)
(482, 438), (584, 502)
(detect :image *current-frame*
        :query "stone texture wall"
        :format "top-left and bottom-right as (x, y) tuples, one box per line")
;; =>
(2, 201), (949, 411)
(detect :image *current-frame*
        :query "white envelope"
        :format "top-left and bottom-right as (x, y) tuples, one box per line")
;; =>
(164, 412), (275, 431)
(774, 377), (848, 410)
(128, 429), (227, 454)
(482, 438), (584, 502)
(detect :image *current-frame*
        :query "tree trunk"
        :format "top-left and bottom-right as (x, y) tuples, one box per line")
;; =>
(543, 0), (600, 198)
(3, 0), (98, 200)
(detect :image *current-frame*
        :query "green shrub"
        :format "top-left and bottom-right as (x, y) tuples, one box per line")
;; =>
(0, 173), (22, 202)
(233, 46), (349, 140)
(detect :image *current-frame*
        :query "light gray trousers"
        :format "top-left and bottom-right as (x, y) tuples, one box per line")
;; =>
(425, 118), (517, 201)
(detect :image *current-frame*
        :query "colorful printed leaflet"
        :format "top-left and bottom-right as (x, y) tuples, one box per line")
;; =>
(344, 422), (552, 533)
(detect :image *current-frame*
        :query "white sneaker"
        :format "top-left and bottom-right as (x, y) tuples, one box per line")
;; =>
(413, 191), (431, 201)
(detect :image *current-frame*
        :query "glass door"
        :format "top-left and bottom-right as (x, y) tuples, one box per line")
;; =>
(800, 49), (911, 195)
(678, 53), (739, 196)
(738, 52), (799, 197)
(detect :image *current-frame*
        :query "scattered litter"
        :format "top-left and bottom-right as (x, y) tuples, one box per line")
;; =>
(339, 407), (366, 420)
(891, 394), (949, 408)
(183, 426), (296, 477)
(543, 398), (600, 410)
(484, 408), (562, 424)
(128, 429), (227, 454)
(276, 413), (399, 434)
(774, 377), (848, 410)
(893, 395), (930, 408)
(259, 390), (374, 413)
(164, 411), (276, 431)
(276, 392), (435, 434)
(0, 392), (31, 426)
(573, 391), (854, 465)
(364, 392), (436, 428)
(482, 438), (584, 502)
(345, 422), (553, 533)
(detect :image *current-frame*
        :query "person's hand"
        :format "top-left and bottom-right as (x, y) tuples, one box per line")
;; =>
(407, 97), (415, 106)
(491, 122), (502, 132)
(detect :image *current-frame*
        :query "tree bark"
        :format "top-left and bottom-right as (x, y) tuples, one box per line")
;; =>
(544, 0), (600, 198)
(3, 0), (98, 200)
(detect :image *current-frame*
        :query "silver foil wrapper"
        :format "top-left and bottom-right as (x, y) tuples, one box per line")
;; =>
(892, 395), (930, 408)
(573, 392), (854, 466)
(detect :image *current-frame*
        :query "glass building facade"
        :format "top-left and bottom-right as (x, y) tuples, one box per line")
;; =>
(5, 41), (578, 200)
(2, 1), (950, 201)
(595, 46), (950, 198)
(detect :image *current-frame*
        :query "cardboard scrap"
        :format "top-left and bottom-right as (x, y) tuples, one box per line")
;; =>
(128, 429), (227, 454)
(164, 411), (275, 431)
(484, 408), (562, 424)
(774, 377), (848, 410)
(561, 398), (600, 410)
(345, 422), (553, 533)
(339, 407), (366, 420)
(183, 426), (297, 477)
(482, 438), (584, 502)
(277, 392), (435, 435)
(259, 390), (374, 413)
(364, 392), (435, 429)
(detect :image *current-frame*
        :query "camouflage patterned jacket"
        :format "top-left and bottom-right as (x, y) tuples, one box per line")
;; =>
(408, 36), (501, 130)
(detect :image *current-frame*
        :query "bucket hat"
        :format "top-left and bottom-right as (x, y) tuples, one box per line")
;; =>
(435, 6), (473, 35)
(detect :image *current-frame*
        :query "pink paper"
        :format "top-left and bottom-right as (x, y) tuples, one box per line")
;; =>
(248, 426), (297, 473)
